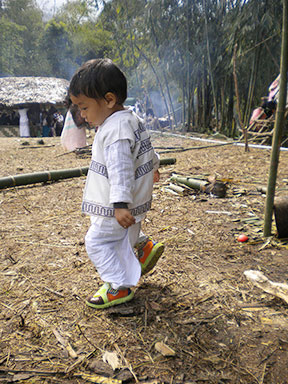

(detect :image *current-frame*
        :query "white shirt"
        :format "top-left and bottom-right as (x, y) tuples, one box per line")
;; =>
(82, 109), (159, 222)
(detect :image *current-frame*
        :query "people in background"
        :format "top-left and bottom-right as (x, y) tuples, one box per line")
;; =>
(41, 110), (50, 137)
(144, 107), (159, 130)
(53, 111), (64, 136)
(27, 104), (41, 137)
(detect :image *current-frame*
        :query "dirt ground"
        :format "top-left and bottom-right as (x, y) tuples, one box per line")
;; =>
(1, 132), (288, 384)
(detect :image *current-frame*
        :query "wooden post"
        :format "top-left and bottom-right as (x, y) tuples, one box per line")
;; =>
(273, 197), (288, 238)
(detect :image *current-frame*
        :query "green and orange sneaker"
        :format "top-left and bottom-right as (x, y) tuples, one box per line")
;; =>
(86, 282), (134, 309)
(138, 239), (165, 275)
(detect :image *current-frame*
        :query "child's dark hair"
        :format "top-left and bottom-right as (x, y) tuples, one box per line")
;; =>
(69, 58), (127, 105)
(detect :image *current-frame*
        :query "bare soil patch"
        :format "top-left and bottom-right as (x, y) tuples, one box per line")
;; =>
(1, 133), (288, 384)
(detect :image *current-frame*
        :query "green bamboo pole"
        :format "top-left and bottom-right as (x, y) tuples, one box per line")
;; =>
(0, 167), (89, 189)
(170, 175), (208, 190)
(263, 0), (288, 237)
(0, 159), (176, 190)
(159, 158), (176, 165)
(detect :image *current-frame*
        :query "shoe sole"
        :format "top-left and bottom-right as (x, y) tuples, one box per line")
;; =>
(86, 291), (134, 309)
(141, 243), (164, 276)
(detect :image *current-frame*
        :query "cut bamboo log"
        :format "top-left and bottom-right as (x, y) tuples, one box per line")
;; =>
(158, 157), (176, 165)
(168, 183), (186, 194)
(170, 175), (208, 190)
(273, 196), (288, 238)
(170, 175), (227, 198)
(0, 158), (176, 190)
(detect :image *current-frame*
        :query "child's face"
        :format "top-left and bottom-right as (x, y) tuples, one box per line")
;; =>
(70, 94), (112, 127)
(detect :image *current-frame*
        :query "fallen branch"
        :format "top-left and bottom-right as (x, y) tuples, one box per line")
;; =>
(158, 140), (241, 154)
(244, 270), (288, 304)
(19, 145), (55, 149)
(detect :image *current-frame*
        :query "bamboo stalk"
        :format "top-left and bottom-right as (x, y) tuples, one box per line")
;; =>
(247, 131), (273, 137)
(264, 0), (288, 237)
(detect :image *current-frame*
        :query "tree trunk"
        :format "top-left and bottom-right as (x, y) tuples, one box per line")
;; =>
(263, 0), (288, 237)
(202, 55), (207, 131)
(186, 0), (192, 131)
(203, 0), (218, 131)
(182, 79), (186, 130)
(148, 14), (175, 130)
(135, 45), (172, 129)
(233, 43), (249, 151)
(243, 39), (261, 127)
(162, 69), (176, 129)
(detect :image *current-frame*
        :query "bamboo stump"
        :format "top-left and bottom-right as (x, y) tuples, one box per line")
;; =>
(273, 197), (288, 238)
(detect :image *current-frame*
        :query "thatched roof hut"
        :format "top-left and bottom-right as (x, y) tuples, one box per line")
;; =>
(0, 76), (69, 109)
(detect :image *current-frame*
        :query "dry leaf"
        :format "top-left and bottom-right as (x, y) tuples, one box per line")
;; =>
(149, 301), (163, 311)
(102, 351), (121, 370)
(155, 341), (176, 357)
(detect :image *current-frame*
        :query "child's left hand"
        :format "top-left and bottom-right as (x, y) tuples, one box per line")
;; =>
(115, 208), (136, 229)
(153, 170), (160, 182)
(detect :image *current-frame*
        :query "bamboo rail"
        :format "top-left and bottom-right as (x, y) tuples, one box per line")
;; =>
(0, 167), (89, 189)
(0, 158), (176, 190)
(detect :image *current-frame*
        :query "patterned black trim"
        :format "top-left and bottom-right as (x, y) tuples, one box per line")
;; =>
(134, 127), (141, 142)
(82, 199), (152, 217)
(89, 160), (108, 178)
(135, 160), (154, 179)
(138, 121), (146, 133)
(130, 199), (152, 216)
(82, 201), (114, 217)
(134, 121), (147, 142)
(137, 138), (153, 158)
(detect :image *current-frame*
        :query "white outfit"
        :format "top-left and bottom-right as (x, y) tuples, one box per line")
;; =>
(18, 108), (30, 137)
(61, 110), (87, 151)
(84, 109), (159, 289)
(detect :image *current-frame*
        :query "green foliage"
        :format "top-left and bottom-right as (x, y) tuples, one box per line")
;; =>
(0, 16), (25, 75)
(0, 0), (45, 75)
(41, 19), (74, 78)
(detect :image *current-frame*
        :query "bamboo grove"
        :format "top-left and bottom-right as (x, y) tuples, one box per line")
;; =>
(0, 0), (283, 135)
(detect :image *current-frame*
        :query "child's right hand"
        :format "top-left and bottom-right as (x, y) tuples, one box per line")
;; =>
(115, 208), (136, 229)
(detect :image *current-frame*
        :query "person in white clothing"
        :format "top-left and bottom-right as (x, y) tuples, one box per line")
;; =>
(18, 108), (30, 137)
(61, 101), (88, 151)
(69, 58), (164, 309)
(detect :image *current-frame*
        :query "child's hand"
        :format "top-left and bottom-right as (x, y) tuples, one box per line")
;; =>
(115, 208), (136, 229)
(153, 170), (160, 183)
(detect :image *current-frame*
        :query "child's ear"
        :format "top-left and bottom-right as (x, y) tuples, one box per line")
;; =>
(105, 92), (117, 108)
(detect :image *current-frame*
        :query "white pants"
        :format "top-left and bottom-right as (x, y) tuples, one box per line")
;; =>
(85, 218), (142, 289)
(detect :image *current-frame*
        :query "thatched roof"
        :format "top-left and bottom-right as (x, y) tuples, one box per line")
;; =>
(0, 76), (69, 109)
